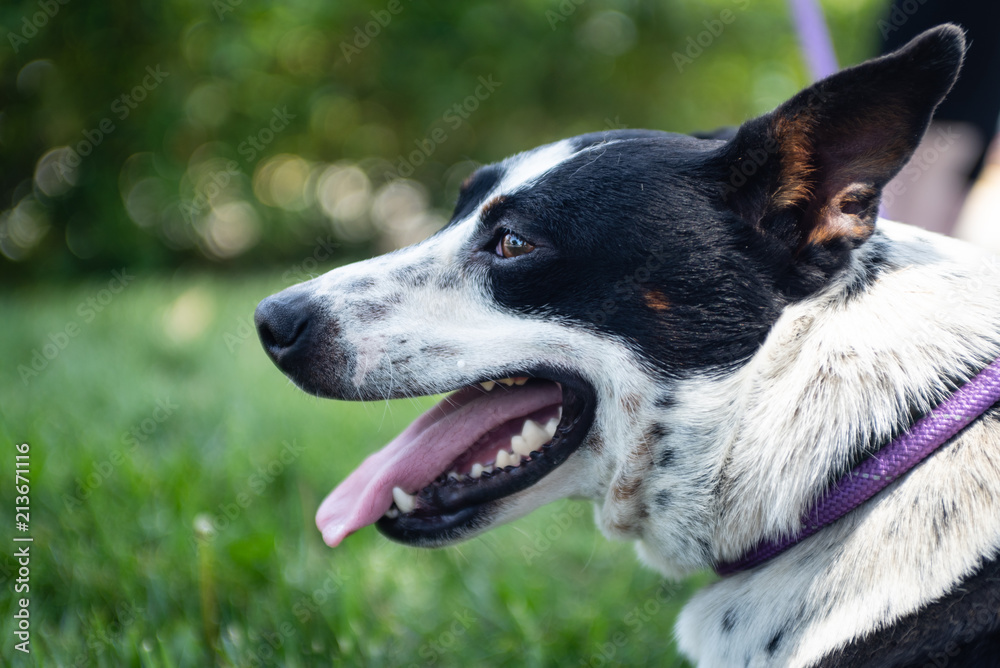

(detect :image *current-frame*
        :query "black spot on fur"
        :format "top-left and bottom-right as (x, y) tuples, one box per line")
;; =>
(656, 447), (675, 468)
(435, 272), (461, 291)
(722, 608), (736, 633)
(655, 394), (677, 410)
(345, 277), (376, 292)
(352, 300), (389, 321)
(647, 423), (670, 441)
(766, 629), (784, 655)
(654, 490), (672, 509)
(392, 265), (430, 288)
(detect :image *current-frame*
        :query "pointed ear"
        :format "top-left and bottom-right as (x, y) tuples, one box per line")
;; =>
(720, 24), (965, 276)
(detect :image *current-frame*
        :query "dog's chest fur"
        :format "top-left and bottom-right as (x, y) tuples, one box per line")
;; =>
(639, 223), (1000, 666)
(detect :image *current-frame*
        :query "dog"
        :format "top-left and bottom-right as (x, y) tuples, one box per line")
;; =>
(255, 24), (1000, 667)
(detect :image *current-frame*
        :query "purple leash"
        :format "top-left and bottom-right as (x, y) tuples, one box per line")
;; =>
(789, 0), (838, 81)
(716, 358), (1000, 576)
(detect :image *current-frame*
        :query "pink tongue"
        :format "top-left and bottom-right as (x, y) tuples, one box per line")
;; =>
(316, 382), (562, 547)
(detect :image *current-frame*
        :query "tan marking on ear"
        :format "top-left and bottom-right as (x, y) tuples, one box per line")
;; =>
(771, 113), (817, 210)
(805, 183), (878, 247)
(644, 290), (671, 312)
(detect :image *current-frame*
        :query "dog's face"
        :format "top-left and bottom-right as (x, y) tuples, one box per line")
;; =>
(256, 26), (964, 572)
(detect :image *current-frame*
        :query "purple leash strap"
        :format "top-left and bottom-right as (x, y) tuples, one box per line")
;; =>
(789, 0), (838, 81)
(716, 358), (1000, 576)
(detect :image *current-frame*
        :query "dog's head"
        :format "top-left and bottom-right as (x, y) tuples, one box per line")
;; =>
(256, 26), (964, 570)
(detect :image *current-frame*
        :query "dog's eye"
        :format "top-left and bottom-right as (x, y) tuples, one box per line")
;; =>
(497, 232), (535, 259)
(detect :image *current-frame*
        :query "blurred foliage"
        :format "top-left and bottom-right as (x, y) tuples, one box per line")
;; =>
(0, 0), (885, 281)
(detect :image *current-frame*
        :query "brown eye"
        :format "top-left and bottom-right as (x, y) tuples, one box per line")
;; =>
(497, 232), (535, 258)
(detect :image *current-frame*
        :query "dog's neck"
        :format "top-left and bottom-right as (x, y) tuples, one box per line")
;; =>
(634, 221), (1000, 665)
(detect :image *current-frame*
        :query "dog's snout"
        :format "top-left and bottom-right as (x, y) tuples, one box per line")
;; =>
(255, 290), (312, 361)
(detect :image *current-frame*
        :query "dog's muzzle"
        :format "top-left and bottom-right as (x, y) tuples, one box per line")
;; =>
(255, 286), (349, 398)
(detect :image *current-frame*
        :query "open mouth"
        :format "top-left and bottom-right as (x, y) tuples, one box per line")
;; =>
(316, 370), (595, 547)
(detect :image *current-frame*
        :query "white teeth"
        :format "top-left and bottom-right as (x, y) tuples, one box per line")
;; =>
(498, 378), (515, 387)
(385, 507), (399, 519)
(544, 417), (559, 438)
(496, 450), (511, 468)
(557, 406), (563, 420)
(522, 419), (549, 450)
(510, 452), (522, 467)
(447, 470), (461, 481)
(471, 463), (485, 478)
(392, 486), (416, 514)
(480, 380), (496, 392)
(511, 434), (532, 457)
(512, 377), (528, 386)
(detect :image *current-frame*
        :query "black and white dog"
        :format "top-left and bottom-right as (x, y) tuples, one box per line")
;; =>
(256, 25), (1000, 667)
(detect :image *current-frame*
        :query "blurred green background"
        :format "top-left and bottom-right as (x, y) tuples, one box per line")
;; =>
(1, 0), (885, 665)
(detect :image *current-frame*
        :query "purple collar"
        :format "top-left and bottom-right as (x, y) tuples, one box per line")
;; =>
(716, 358), (1000, 576)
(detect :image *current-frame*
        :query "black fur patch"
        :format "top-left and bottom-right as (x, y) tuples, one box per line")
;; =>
(656, 447), (675, 469)
(722, 608), (736, 633)
(463, 134), (786, 375)
(344, 277), (376, 292)
(765, 628), (784, 655)
(351, 300), (389, 322)
(654, 490), (672, 509)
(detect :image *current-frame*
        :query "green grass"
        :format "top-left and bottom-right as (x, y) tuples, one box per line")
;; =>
(0, 270), (710, 666)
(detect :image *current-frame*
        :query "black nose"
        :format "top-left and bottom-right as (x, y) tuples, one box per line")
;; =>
(255, 289), (313, 362)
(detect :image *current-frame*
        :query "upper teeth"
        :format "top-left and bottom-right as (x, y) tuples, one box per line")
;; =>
(479, 414), (560, 475)
(483, 377), (528, 390)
